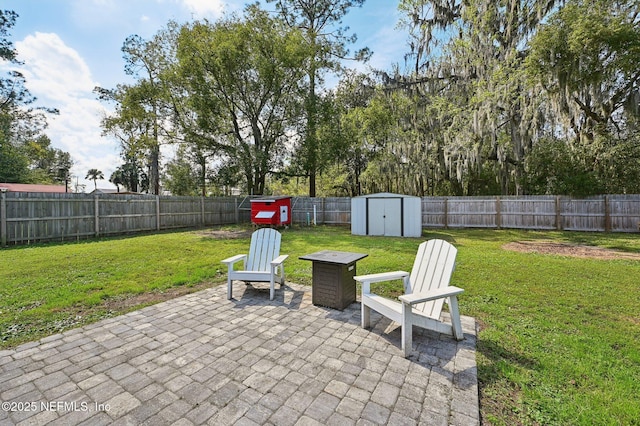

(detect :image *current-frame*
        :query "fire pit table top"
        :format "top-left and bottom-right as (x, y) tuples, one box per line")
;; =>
(299, 250), (368, 265)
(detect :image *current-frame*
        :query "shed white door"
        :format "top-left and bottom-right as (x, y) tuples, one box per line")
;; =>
(368, 198), (402, 236)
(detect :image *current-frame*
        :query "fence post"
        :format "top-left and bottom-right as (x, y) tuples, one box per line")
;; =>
(555, 196), (562, 230)
(1, 191), (7, 247)
(94, 195), (100, 237)
(604, 195), (611, 232)
(235, 198), (239, 224)
(443, 197), (449, 229)
(201, 196), (205, 226)
(496, 196), (501, 229)
(156, 196), (161, 231)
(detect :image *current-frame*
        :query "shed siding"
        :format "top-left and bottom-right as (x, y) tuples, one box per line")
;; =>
(351, 197), (367, 235)
(351, 193), (421, 237)
(402, 197), (423, 237)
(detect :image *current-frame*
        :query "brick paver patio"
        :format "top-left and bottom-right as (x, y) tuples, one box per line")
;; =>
(0, 282), (478, 425)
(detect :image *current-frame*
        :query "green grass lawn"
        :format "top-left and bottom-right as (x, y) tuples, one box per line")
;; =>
(1, 225), (639, 425)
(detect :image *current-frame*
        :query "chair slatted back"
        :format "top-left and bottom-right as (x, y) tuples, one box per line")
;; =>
(246, 228), (281, 272)
(407, 239), (457, 319)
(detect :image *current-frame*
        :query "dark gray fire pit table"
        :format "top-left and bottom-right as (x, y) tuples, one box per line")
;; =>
(299, 250), (368, 310)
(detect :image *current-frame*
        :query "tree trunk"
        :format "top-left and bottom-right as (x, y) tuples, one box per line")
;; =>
(307, 63), (318, 198)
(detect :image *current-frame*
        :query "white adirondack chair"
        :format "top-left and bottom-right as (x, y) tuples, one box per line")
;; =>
(221, 228), (288, 300)
(354, 239), (464, 357)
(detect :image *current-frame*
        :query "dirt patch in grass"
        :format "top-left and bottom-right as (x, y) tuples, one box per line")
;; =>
(99, 281), (216, 311)
(503, 241), (640, 260)
(197, 228), (253, 239)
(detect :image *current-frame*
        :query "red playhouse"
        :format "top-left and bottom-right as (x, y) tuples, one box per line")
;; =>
(250, 196), (292, 227)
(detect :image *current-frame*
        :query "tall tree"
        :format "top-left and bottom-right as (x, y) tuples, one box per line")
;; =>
(176, 6), (310, 195)
(24, 134), (73, 184)
(97, 23), (180, 195)
(120, 35), (162, 195)
(268, 0), (370, 197)
(525, 0), (640, 194)
(1, 9), (59, 183)
(374, 0), (561, 195)
(109, 160), (148, 193)
(163, 145), (199, 196)
(85, 169), (104, 190)
(329, 71), (415, 196)
(109, 169), (125, 193)
(527, 0), (640, 143)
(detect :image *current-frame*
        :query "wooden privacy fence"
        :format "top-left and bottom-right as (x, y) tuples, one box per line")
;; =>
(291, 197), (351, 225)
(0, 193), (245, 246)
(421, 195), (640, 232)
(2, 193), (639, 246)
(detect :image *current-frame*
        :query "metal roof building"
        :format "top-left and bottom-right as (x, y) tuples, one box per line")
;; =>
(351, 192), (422, 237)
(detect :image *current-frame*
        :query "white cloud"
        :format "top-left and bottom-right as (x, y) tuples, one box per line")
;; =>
(177, 0), (226, 19)
(14, 32), (119, 191)
(17, 33), (96, 100)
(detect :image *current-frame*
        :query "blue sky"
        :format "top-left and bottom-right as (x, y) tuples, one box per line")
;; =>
(3, 0), (407, 192)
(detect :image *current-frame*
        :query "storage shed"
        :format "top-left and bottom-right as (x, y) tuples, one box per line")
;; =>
(250, 196), (292, 227)
(351, 193), (422, 237)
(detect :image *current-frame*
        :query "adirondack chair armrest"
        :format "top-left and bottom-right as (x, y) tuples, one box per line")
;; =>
(221, 254), (246, 267)
(398, 286), (464, 305)
(271, 254), (288, 267)
(354, 271), (410, 284)
(355, 271), (410, 295)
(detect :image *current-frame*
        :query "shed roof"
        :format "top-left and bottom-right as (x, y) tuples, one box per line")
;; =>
(354, 192), (419, 199)
(91, 188), (142, 195)
(0, 183), (67, 193)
